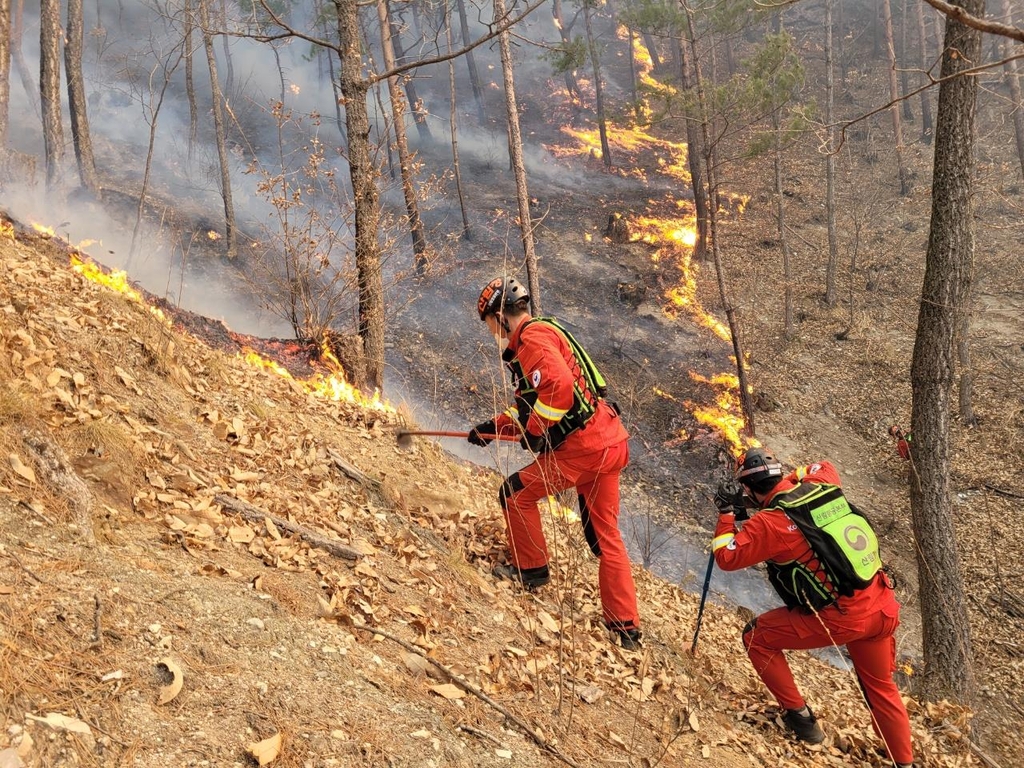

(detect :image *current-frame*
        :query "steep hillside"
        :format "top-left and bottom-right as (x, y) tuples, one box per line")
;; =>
(0, 222), (980, 767)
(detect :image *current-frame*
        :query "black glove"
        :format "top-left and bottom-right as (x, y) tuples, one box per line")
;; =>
(714, 481), (746, 515)
(468, 419), (497, 447)
(520, 430), (548, 453)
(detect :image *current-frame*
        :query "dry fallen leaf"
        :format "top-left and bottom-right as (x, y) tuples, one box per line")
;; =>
(156, 658), (184, 704)
(688, 709), (700, 732)
(429, 683), (466, 700)
(8, 454), (36, 484)
(247, 732), (282, 766)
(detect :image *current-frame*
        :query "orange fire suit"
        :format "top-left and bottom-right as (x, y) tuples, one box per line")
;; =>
(488, 318), (639, 631)
(712, 461), (913, 765)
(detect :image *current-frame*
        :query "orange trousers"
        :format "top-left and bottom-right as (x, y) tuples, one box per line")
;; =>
(744, 605), (913, 765)
(498, 440), (639, 630)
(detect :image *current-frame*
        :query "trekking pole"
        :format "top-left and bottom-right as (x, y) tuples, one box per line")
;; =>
(690, 549), (716, 654)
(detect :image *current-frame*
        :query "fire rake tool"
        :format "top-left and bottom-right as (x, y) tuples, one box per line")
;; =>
(690, 550), (716, 655)
(395, 429), (520, 451)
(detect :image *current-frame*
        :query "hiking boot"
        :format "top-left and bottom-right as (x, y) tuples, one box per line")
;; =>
(491, 562), (550, 590)
(782, 706), (825, 744)
(613, 627), (643, 651)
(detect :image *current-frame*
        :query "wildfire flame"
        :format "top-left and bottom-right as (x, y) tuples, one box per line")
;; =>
(1, 221), (13, 240)
(32, 222), (56, 238)
(70, 254), (171, 325)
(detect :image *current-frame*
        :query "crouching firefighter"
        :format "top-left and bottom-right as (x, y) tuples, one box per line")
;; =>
(711, 447), (915, 767)
(467, 276), (642, 650)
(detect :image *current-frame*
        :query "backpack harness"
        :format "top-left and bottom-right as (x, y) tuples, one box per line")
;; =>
(502, 317), (609, 451)
(765, 482), (882, 612)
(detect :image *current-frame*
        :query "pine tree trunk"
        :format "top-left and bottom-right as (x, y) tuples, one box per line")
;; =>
(445, 0), (471, 240)
(376, 0), (428, 274)
(1000, 0), (1024, 180)
(199, 0), (236, 258)
(676, 28), (708, 261)
(824, 0), (839, 307)
(682, 2), (755, 435)
(0, 0), (10, 151)
(386, 7), (433, 144)
(909, 0), (981, 703)
(495, 0), (541, 315)
(583, 0), (611, 168)
(455, 0), (486, 125)
(184, 0), (199, 161)
(12, 0), (39, 118)
(335, 0), (384, 391)
(881, 0), (910, 195)
(915, 0), (934, 144)
(899, 0), (913, 121)
(40, 0), (65, 191)
(551, 0), (582, 102)
(65, 0), (100, 196)
(774, 116), (793, 339)
(218, 0), (234, 96)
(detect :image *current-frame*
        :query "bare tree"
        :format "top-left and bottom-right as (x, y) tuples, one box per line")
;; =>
(376, 0), (429, 274)
(909, 0), (981, 702)
(455, 0), (486, 124)
(824, 0), (839, 306)
(65, 0), (100, 195)
(495, 0), (542, 313)
(582, 0), (611, 168)
(551, 0), (582, 102)
(445, 0), (471, 240)
(999, 0), (1024, 179)
(12, 0), (39, 118)
(881, 0), (910, 195)
(386, 6), (433, 144)
(199, 0), (237, 258)
(0, 0), (9, 151)
(915, 0), (935, 143)
(40, 0), (65, 191)
(184, 0), (199, 160)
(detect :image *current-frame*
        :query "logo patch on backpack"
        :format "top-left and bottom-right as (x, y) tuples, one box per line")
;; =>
(531, 370), (542, 388)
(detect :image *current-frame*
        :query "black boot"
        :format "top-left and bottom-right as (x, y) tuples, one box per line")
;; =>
(491, 562), (550, 590)
(613, 627), (643, 651)
(782, 706), (825, 744)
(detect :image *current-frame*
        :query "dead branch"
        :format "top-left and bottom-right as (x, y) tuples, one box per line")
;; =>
(214, 494), (362, 561)
(353, 625), (581, 768)
(921, 0), (1024, 42)
(455, 724), (506, 748)
(91, 594), (103, 647)
(327, 449), (382, 492)
(4, 549), (47, 584)
(937, 720), (1005, 768)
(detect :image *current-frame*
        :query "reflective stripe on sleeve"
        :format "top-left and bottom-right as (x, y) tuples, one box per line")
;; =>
(532, 398), (568, 421)
(504, 407), (518, 419)
(712, 533), (735, 552)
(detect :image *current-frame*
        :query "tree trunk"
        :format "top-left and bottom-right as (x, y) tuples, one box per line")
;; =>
(899, 0), (913, 121)
(445, 0), (471, 240)
(583, 0), (611, 168)
(40, 0), (65, 191)
(1000, 0), (1024, 179)
(12, 0), (39, 118)
(676, 30), (708, 261)
(218, 0), (234, 96)
(916, 0), (934, 144)
(184, 0), (199, 161)
(335, 0), (385, 392)
(837, 0), (847, 86)
(199, 0), (236, 259)
(551, 0), (582, 102)
(956, 304), (976, 425)
(824, 0), (839, 307)
(881, 0), (910, 195)
(376, 0), (428, 275)
(455, 0), (486, 125)
(387, 6), (433, 144)
(774, 116), (793, 339)
(682, 2), (755, 435)
(64, 0), (100, 196)
(909, 0), (981, 704)
(494, 0), (541, 314)
(642, 32), (661, 71)
(0, 0), (10, 151)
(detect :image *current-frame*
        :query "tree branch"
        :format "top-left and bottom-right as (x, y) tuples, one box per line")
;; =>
(921, 0), (1024, 43)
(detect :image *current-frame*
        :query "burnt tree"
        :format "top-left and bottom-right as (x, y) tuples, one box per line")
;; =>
(65, 0), (100, 195)
(909, 0), (980, 703)
(40, 0), (64, 190)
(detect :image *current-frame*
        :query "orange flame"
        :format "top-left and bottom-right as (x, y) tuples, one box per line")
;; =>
(32, 222), (56, 238)
(1, 221), (13, 240)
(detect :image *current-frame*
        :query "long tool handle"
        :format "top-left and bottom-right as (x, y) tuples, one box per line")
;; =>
(396, 429), (520, 443)
(690, 550), (716, 654)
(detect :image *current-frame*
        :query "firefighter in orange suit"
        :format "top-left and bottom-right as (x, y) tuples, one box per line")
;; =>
(468, 277), (641, 650)
(712, 448), (914, 767)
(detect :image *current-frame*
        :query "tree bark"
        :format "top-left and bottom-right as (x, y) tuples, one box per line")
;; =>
(882, 0), (910, 195)
(899, 0), (913, 121)
(65, 0), (100, 196)
(495, 0), (542, 314)
(376, 0), (428, 275)
(445, 0), (471, 240)
(551, 0), (582, 102)
(0, 0), (10, 151)
(455, 0), (486, 125)
(676, 28), (708, 261)
(387, 7), (433, 144)
(916, 0), (935, 144)
(774, 114), (793, 339)
(909, 0), (981, 703)
(583, 0), (611, 168)
(999, 0), (1024, 179)
(218, 0), (234, 96)
(12, 0), (39, 118)
(824, 0), (839, 306)
(184, 0), (199, 161)
(335, 0), (385, 391)
(199, 0), (237, 258)
(40, 0), (65, 191)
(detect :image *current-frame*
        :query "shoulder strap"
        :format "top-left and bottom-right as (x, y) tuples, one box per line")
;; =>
(533, 317), (608, 397)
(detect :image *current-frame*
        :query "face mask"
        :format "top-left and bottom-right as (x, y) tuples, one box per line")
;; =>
(494, 333), (509, 352)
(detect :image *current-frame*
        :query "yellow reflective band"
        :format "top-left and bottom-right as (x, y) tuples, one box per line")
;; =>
(712, 533), (735, 552)
(504, 407), (518, 419)
(796, 466), (807, 480)
(533, 399), (568, 421)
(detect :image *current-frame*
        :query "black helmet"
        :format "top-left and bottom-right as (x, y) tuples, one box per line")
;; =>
(477, 277), (530, 321)
(735, 447), (783, 492)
